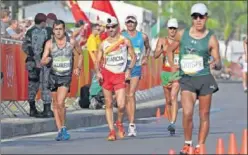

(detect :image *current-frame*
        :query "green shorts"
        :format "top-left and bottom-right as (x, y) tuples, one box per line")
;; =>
(160, 71), (181, 87)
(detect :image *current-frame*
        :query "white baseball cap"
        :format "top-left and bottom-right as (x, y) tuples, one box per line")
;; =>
(106, 16), (118, 26)
(125, 14), (137, 23)
(191, 3), (208, 15)
(167, 18), (178, 28)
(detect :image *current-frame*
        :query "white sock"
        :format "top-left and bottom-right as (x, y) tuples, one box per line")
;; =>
(170, 121), (174, 124)
(185, 140), (193, 146)
(196, 144), (200, 148)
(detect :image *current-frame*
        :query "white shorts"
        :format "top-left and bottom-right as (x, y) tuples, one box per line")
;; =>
(243, 62), (247, 72)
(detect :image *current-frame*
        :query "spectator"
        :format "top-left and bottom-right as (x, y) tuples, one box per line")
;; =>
(6, 20), (25, 40)
(46, 13), (57, 39)
(72, 20), (87, 48)
(46, 13), (57, 28)
(1, 8), (11, 36)
(86, 22), (101, 65)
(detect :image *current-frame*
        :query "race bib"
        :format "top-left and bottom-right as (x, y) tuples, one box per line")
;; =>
(164, 54), (179, 67)
(106, 52), (125, 66)
(128, 47), (141, 60)
(52, 56), (71, 73)
(174, 54), (179, 65)
(181, 54), (204, 74)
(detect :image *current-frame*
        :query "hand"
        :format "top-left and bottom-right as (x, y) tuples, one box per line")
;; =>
(141, 56), (148, 65)
(73, 68), (81, 76)
(41, 57), (52, 66)
(171, 64), (179, 72)
(125, 69), (131, 80)
(209, 60), (216, 69)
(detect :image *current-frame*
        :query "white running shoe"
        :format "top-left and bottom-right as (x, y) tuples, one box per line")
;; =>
(128, 123), (137, 137)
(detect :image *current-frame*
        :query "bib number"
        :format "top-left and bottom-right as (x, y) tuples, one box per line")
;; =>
(128, 48), (141, 60)
(181, 55), (204, 74)
(164, 54), (179, 67)
(52, 57), (71, 73)
(174, 54), (179, 65)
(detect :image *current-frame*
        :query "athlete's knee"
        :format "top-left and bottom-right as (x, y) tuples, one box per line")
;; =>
(127, 90), (136, 97)
(199, 111), (210, 121)
(166, 98), (172, 106)
(104, 97), (113, 109)
(183, 110), (193, 120)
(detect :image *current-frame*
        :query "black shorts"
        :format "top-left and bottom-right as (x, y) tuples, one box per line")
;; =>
(179, 74), (219, 96)
(48, 73), (72, 92)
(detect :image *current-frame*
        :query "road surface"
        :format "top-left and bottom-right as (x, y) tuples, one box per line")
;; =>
(1, 82), (247, 154)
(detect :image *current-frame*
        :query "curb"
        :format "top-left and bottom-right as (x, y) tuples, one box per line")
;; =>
(1, 100), (168, 139)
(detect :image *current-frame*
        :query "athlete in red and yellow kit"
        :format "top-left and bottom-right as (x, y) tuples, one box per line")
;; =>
(95, 16), (136, 141)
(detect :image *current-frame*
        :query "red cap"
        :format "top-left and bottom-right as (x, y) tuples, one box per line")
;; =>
(47, 13), (57, 20)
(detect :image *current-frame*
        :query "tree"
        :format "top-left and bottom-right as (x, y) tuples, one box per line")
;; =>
(208, 1), (247, 58)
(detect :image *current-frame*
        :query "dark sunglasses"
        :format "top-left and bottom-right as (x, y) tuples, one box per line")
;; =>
(168, 27), (177, 30)
(106, 25), (117, 29)
(191, 13), (206, 20)
(126, 20), (135, 24)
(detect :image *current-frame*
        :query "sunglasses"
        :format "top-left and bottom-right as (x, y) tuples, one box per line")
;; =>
(168, 27), (177, 30)
(191, 13), (206, 20)
(106, 25), (117, 29)
(126, 20), (135, 24)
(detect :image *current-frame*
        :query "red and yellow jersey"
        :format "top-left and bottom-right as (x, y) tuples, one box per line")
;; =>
(162, 38), (180, 72)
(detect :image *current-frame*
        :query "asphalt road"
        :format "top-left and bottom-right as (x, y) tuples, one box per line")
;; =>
(1, 82), (247, 154)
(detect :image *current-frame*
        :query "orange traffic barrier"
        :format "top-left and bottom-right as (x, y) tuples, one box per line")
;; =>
(168, 149), (175, 154)
(228, 133), (238, 154)
(240, 129), (247, 154)
(216, 138), (225, 154)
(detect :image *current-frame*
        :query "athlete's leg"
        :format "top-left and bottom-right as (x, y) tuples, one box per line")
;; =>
(52, 91), (61, 130)
(125, 83), (131, 121)
(170, 81), (180, 123)
(242, 71), (247, 91)
(198, 94), (212, 144)
(103, 88), (114, 131)
(115, 87), (126, 139)
(126, 77), (140, 124)
(163, 86), (172, 122)
(115, 88), (126, 123)
(181, 91), (197, 143)
(56, 86), (69, 128)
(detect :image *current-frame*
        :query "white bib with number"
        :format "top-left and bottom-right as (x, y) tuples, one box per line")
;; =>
(180, 54), (204, 74)
(52, 56), (71, 73)
(128, 48), (141, 61)
(164, 54), (179, 67)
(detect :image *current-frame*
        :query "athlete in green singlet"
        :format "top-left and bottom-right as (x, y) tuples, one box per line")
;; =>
(167, 3), (222, 154)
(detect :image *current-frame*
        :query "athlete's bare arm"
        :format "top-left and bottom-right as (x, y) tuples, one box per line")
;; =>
(154, 38), (165, 59)
(142, 33), (151, 57)
(125, 38), (137, 69)
(167, 30), (184, 69)
(209, 35), (221, 70)
(243, 38), (247, 61)
(41, 39), (52, 65)
(71, 38), (83, 76)
(95, 43), (104, 80)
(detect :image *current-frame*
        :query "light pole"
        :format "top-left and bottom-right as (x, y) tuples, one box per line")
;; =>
(157, 0), (162, 36)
